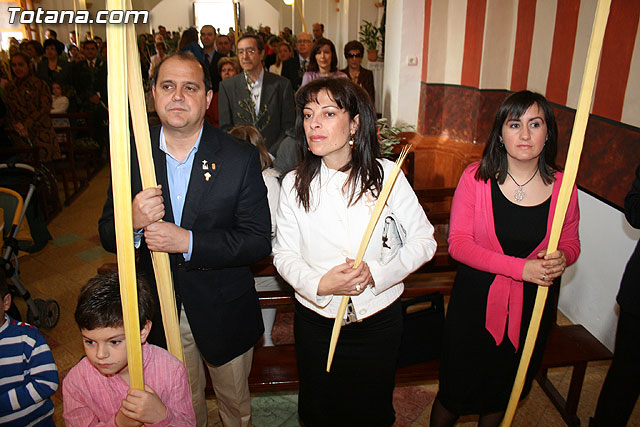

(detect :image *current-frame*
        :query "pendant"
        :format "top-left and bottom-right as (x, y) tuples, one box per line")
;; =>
(514, 186), (525, 202)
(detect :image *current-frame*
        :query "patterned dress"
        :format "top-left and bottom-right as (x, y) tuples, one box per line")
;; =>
(4, 74), (60, 162)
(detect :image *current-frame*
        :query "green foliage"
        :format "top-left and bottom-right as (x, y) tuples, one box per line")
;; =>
(359, 20), (383, 50)
(235, 71), (271, 138)
(377, 118), (414, 158)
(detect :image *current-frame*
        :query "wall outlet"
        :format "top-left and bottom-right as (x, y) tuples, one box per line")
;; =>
(407, 56), (418, 66)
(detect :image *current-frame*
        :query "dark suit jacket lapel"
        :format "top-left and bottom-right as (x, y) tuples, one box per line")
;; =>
(260, 72), (276, 113)
(180, 123), (221, 229)
(149, 126), (175, 225)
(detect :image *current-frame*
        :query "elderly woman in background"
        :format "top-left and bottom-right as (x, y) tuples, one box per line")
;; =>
(301, 38), (347, 87)
(431, 91), (580, 427)
(4, 52), (60, 162)
(205, 57), (241, 127)
(273, 78), (436, 426)
(20, 40), (43, 71)
(269, 41), (293, 76)
(36, 38), (72, 89)
(340, 40), (375, 105)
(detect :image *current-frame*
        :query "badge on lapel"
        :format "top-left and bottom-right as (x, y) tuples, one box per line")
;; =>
(204, 171), (212, 182)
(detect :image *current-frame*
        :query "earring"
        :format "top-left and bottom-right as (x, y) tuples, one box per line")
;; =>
(348, 134), (355, 147)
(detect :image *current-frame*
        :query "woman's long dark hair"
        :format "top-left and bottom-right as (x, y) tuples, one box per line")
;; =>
(476, 90), (559, 185)
(307, 38), (338, 73)
(293, 78), (382, 211)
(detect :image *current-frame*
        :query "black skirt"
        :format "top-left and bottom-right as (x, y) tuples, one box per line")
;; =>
(437, 179), (555, 415)
(294, 298), (403, 427)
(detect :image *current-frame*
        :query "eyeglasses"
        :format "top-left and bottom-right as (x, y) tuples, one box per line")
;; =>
(237, 48), (257, 56)
(346, 53), (363, 59)
(297, 39), (313, 44)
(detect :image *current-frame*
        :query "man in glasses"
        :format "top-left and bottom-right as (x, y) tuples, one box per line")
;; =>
(282, 31), (313, 91)
(219, 34), (295, 155)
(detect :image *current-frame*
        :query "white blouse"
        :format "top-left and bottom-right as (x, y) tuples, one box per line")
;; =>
(273, 159), (437, 320)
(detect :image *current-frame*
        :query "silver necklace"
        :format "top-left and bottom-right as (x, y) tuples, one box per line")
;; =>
(506, 169), (538, 202)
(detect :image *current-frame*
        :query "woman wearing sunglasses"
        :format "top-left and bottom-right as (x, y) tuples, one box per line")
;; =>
(341, 40), (375, 105)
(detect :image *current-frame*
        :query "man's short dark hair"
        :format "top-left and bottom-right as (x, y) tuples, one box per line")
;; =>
(74, 272), (155, 330)
(201, 24), (216, 34)
(238, 34), (264, 52)
(82, 40), (98, 49)
(47, 28), (58, 39)
(94, 36), (103, 42)
(216, 34), (230, 43)
(152, 51), (211, 92)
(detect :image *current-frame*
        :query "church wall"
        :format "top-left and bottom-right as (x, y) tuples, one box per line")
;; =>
(419, 0), (640, 351)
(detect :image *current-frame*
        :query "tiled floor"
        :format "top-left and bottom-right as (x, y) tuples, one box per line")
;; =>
(10, 166), (640, 426)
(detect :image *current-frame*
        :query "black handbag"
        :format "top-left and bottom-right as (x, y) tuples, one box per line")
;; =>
(397, 291), (445, 367)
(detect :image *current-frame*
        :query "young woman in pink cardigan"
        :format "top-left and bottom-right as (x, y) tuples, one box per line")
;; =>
(431, 91), (581, 427)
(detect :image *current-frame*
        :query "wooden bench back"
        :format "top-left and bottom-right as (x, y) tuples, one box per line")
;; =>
(401, 132), (485, 190)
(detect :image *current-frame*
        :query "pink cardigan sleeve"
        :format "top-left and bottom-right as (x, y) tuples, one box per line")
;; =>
(448, 164), (527, 280)
(449, 164), (580, 277)
(556, 183), (581, 266)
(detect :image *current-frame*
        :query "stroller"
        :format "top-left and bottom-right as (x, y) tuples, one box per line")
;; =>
(0, 162), (60, 329)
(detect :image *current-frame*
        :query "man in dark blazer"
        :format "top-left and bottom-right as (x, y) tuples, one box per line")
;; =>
(209, 34), (235, 93)
(218, 34), (294, 155)
(281, 31), (313, 91)
(98, 52), (271, 427)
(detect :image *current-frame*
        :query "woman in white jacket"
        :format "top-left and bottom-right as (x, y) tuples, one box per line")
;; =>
(273, 78), (436, 426)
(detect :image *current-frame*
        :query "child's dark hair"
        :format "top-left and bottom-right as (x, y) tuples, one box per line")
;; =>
(75, 272), (154, 330)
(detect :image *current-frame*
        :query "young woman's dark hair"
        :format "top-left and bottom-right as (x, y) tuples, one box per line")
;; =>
(74, 272), (155, 330)
(177, 27), (199, 51)
(307, 38), (338, 73)
(293, 77), (382, 211)
(476, 90), (559, 185)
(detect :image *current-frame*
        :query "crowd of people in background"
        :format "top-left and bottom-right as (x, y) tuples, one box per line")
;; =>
(0, 22), (376, 170)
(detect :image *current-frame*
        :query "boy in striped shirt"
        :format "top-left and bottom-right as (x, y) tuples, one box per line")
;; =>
(62, 273), (195, 426)
(0, 277), (59, 426)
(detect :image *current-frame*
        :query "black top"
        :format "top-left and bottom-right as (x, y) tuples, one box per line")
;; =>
(618, 164), (640, 315)
(438, 178), (553, 415)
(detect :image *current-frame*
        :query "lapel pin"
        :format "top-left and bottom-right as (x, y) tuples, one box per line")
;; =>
(211, 162), (216, 170)
(204, 171), (212, 182)
(202, 160), (208, 170)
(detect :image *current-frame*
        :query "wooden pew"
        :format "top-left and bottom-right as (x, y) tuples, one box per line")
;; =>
(51, 112), (102, 205)
(250, 297), (611, 426)
(247, 257), (611, 426)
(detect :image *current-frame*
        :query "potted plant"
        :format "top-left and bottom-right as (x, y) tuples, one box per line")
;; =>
(359, 20), (383, 62)
(377, 118), (414, 158)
